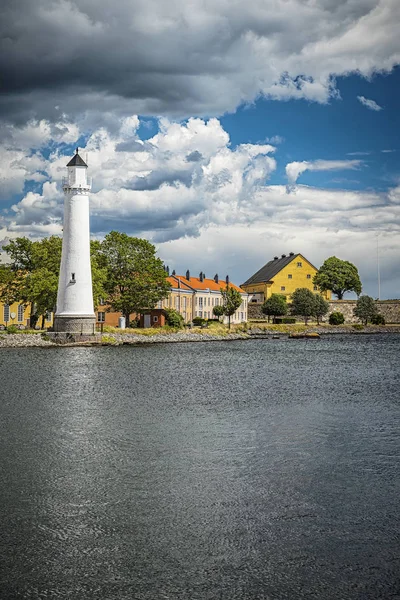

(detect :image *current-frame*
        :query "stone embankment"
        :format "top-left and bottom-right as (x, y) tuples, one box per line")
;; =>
(1, 326), (399, 348)
(0, 334), (53, 348)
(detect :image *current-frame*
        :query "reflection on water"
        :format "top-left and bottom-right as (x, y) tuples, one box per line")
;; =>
(1, 336), (400, 599)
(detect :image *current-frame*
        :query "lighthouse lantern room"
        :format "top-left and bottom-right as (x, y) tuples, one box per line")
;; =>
(53, 149), (96, 334)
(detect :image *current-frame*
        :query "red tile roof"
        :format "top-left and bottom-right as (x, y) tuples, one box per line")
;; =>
(170, 274), (246, 294)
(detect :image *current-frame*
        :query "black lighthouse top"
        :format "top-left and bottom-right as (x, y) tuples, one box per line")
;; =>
(67, 148), (88, 167)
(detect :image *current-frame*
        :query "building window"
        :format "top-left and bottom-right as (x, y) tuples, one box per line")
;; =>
(99, 297), (106, 305)
(97, 312), (105, 322)
(307, 274), (311, 279)
(18, 304), (25, 322)
(153, 316), (158, 323)
(4, 304), (10, 322)
(208, 297), (210, 306)
(199, 311), (203, 317)
(297, 262), (302, 267)
(175, 297), (179, 310)
(314, 286), (318, 291)
(288, 274), (292, 279)
(183, 297), (187, 310)
(241, 312), (244, 321)
(199, 297), (203, 308)
(281, 286), (285, 291)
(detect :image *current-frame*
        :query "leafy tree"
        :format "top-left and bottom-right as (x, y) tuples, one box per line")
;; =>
(220, 285), (243, 329)
(313, 294), (329, 325)
(101, 231), (171, 326)
(329, 311), (345, 325)
(290, 288), (316, 324)
(0, 237), (62, 326)
(261, 294), (287, 323)
(213, 304), (225, 322)
(313, 256), (362, 299)
(90, 240), (108, 307)
(353, 295), (377, 325)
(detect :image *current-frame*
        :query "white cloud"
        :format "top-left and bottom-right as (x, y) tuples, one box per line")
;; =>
(285, 159), (363, 187)
(357, 96), (383, 111)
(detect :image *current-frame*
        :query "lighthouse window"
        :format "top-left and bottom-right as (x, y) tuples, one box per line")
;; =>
(71, 273), (76, 282)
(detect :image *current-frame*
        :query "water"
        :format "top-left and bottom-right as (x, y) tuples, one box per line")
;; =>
(1, 336), (399, 599)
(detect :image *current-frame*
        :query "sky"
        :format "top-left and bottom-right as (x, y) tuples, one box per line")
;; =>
(0, 0), (399, 298)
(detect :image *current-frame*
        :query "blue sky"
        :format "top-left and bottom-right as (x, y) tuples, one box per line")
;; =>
(0, 0), (399, 298)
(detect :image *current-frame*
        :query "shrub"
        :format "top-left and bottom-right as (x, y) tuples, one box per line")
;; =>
(6, 324), (19, 334)
(164, 308), (184, 329)
(352, 323), (364, 331)
(329, 312), (345, 325)
(192, 316), (206, 326)
(274, 317), (296, 324)
(371, 314), (385, 325)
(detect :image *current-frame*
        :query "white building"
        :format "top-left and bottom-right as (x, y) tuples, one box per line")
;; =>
(54, 149), (96, 334)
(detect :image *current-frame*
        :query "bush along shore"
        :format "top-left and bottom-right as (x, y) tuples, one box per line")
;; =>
(1, 323), (400, 348)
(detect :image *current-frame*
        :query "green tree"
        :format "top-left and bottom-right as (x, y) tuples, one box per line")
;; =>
(313, 256), (362, 299)
(90, 240), (108, 307)
(101, 231), (171, 326)
(212, 304), (225, 322)
(220, 285), (243, 329)
(353, 295), (377, 325)
(290, 288), (316, 324)
(1, 236), (62, 327)
(261, 294), (287, 323)
(313, 294), (329, 325)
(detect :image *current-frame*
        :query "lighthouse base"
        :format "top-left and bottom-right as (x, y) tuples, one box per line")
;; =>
(53, 314), (96, 334)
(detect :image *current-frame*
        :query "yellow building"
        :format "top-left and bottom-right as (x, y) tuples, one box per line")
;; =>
(0, 301), (37, 328)
(157, 275), (195, 323)
(241, 252), (331, 304)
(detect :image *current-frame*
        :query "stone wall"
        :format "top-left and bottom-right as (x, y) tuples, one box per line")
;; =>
(328, 301), (400, 324)
(248, 300), (400, 323)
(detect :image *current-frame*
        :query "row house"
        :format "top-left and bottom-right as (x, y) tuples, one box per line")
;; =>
(160, 271), (248, 324)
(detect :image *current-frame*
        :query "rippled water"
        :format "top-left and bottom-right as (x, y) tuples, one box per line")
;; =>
(1, 335), (400, 599)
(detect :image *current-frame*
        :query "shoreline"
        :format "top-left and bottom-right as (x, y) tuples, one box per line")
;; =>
(1, 325), (400, 348)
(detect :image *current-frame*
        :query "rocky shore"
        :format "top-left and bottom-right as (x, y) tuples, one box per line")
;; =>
(1, 325), (399, 348)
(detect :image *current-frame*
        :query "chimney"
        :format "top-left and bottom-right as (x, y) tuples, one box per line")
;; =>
(214, 274), (219, 284)
(199, 271), (203, 282)
(281, 254), (286, 258)
(186, 270), (190, 281)
(274, 256), (278, 260)
(226, 275), (229, 285)
(289, 252), (294, 256)
(166, 265), (170, 275)
(172, 269), (176, 276)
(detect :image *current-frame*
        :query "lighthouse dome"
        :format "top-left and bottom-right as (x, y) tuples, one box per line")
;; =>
(67, 149), (87, 167)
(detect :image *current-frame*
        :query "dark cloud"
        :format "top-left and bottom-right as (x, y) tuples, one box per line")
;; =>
(1, 0), (398, 127)
(186, 151), (203, 162)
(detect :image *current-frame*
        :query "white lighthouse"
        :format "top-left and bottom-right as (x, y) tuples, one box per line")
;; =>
(54, 149), (96, 334)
